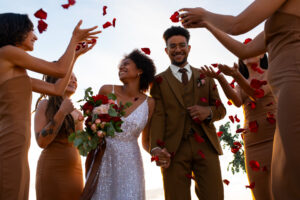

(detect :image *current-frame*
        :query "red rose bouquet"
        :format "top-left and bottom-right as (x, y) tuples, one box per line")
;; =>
(68, 87), (131, 156)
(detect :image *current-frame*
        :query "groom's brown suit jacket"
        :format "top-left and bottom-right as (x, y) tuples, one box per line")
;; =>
(149, 66), (226, 155)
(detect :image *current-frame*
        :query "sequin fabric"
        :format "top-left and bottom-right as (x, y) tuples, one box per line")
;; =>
(91, 99), (148, 200)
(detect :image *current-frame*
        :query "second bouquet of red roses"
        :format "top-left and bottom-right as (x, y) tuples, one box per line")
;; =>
(68, 87), (131, 156)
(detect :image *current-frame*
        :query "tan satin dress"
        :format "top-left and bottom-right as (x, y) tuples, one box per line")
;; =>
(0, 76), (32, 200)
(36, 132), (83, 200)
(265, 11), (300, 200)
(241, 86), (276, 200)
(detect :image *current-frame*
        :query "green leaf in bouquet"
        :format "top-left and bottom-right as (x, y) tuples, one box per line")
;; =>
(124, 102), (133, 109)
(68, 132), (76, 142)
(74, 137), (83, 147)
(108, 107), (118, 117)
(84, 87), (93, 100)
(108, 93), (117, 100)
(115, 121), (123, 132)
(107, 122), (116, 137)
(88, 138), (98, 149)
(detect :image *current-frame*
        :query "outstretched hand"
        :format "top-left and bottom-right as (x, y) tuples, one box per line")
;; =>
(218, 63), (239, 77)
(72, 20), (102, 44)
(179, 7), (208, 29)
(75, 41), (97, 58)
(199, 65), (221, 79)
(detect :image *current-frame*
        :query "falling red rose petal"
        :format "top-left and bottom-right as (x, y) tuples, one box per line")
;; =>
(185, 174), (195, 180)
(170, 11), (179, 23)
(267, 112), (276, 124)
(156, 139), (165, 148)
(194, 133), (205, 143)
(234, 115), (240, 123)
(254, 89), (265, 98)
(229, 115), (235, 123)
(236, 128), (246, 133)
(112, 18), (116, 27)
(256, 67), (265, 74)
(249, 121), (259, 132)
(37, 20), (48, 33)
(62, 4), (70, 9)
(244, 38), (252, 44)
(34, 9), (47, 20)
(103, 21), (112, 29)
(155, 76), (163, 84)
(249, 160), (260, 171)
(227, 100), (232, 106)
(215, 99), (222, 108)
(248, 101), (256, 109)
(141, 48), (151, 55)
(103, 6), (107, 16)
(217, 131), (223, 137)
(223, 179), (230, 185)
(250, 79), (267, 89)
(200, 97), (208, 103)
(151, 155), (159, 162)
(229, 80), (235, 88)
(197, 150), (205, 159)
(246, 182), (255, 189)
(68, 0), (76, 5)
(211, 63), (218, 68)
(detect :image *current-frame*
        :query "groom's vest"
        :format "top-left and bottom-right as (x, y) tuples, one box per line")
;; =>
(172, 73), (205, 139)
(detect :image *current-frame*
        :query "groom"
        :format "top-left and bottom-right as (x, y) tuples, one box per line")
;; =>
(149, 26), (226, 200)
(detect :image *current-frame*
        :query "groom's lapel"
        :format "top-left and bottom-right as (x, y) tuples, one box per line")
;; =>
(164, 67), (185, 108)
(191, 66), (201, 105)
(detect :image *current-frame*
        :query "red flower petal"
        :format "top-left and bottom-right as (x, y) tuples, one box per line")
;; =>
(266, 112), (276, 124)
(249, 160), (260, 171)
(215, 99), (222, 108)
(156, 139), (165, 148)
(223, 179), (230, 185)
(76, 44), (81, 51)
(229, 115), (235, 123)
(170, 11), (179, 23)
(62, 4), (70, 9)
(248, 101), (256, 109)
(231, 147), (239, 154)
(194, 133), (205, 143)
(233, 141), (242, 148)
(193, 118), (202, 125)
(103, 21), (112, 29)
(68, 0), (76, 5)
(199, 73), (206, 79)
(234, 114), (240, 123)
(251, 63), (258, 71)
(217, 131), (223, 137)
(211, 63), (218, 68)
(236, 128), (246, 133)
(227, 100), (233, 106)
(254, 89), (265, 98)
(250, 79), (267, 89)
(141, 48), (151, 55)
(37, 19), (48, 33)
(103, 6), (107, 16)
(155, 76), (163, 84)
(256, 67), (265, 74)
(249, 121), (258, 133)
(112, 18), (116, 27)
(244, 38), (252, 44)
(229, 80), (235, 88)
(34, 9), (47, 20)
(216, 69), (221, 76)
(266, 102), (273, 107)
(200, 97), (208, 103)
(212, 84), (217, 90)
(151, 155), (159, 162)
(185, 174), (195, 180)
(197, 150), (205, 159)
(246, 182), (255, 189)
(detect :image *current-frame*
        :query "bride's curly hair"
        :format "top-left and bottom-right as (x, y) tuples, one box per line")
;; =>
(35, 76), (75, 137)
(124, 49), (156, 92)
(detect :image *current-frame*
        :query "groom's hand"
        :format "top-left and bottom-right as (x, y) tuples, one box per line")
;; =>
(187, 105), (211, 121)
(152, 148), (171, 169)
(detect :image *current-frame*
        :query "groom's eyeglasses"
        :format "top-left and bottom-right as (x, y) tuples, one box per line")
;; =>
(167, 43), (188, 50)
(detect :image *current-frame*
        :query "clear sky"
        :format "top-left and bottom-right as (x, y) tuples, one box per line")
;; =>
(1, 0), (265, 199)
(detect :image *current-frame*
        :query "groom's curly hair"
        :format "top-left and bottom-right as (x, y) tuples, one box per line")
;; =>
(163, 26), (190, 45)
(125, 49), (156, 92)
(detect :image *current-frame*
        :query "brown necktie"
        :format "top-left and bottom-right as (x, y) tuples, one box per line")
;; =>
(178, 68), (188, 85)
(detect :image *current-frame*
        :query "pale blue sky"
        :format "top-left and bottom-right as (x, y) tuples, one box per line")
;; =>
(1, 0), (263, 199)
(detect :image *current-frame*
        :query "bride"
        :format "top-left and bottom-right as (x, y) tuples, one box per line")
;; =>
(82, 49), (169, 200)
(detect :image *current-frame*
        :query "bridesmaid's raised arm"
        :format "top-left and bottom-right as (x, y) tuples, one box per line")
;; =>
(180, 0), (286, 35)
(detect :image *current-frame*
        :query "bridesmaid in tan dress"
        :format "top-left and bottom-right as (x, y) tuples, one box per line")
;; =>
(180, 0), (300, 199)
(0, 13), (100, 200)
(34, 73), (84, 200)
(199, 51), (276, 200)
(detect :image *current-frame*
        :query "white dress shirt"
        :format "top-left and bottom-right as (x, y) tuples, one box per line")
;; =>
(170, 63), (192, 82)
